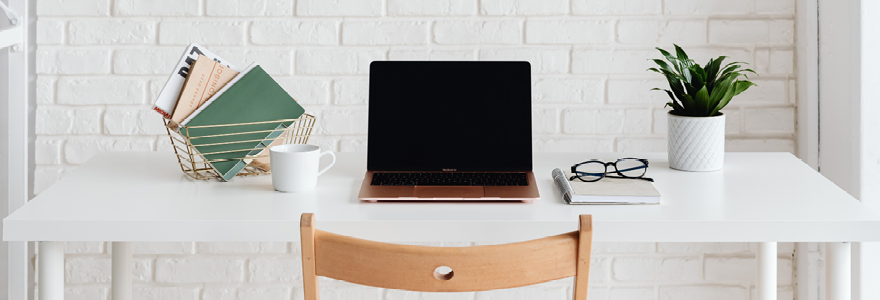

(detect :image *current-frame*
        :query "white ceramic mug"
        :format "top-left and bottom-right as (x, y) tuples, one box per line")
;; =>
(270, 144), (336, 193)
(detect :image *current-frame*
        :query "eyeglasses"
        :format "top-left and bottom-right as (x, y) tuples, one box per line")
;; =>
(569, 158), (654, 182)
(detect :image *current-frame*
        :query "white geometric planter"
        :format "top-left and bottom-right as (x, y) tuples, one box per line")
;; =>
(667, 112), (725, 171)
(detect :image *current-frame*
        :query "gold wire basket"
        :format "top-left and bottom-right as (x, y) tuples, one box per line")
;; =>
(164, 114), (316, 181)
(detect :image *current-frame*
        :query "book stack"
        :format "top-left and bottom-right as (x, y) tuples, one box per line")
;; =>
(152, 44), (307, 181)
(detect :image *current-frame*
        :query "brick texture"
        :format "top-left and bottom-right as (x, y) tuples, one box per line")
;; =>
(480, 0), (568, 15)
(37, 20), (65, 44)
(296, 50), (385, 74)
(297, 0), (381, 16)
(479, 48), (569, 73)
(250, 21), (337, 45)
(159, 21), (247, 45)
(573, 0), (661, 15)
(38, 0), (797, 298)
(37, 0), (109, 16)
(207, 0), (294, 16)
(526, 21), (613, 44)
(434, 21), (522, 44)
(343, 22), (429, 46)
(37, 50), (111, 74)
(114, 0), (200, 16)
(249, 256), (302, 282)
(68, 20), (155, 45)
(156, 258), (245, 283)
(388, 0), (476, 16)
(113, 49), (183, 75)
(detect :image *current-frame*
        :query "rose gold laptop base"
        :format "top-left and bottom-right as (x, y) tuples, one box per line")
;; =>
(357, 171), (540, 202)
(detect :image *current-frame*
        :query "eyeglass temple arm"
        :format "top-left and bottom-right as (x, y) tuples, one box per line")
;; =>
(573, 171), (607, 176)
(570, 173), (655, 182)
(604, 175), (654, 182)
(616, 165), (647, 173)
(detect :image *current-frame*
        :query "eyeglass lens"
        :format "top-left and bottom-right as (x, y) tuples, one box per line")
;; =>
(615, 158), (647, 178)
(574, 161), (606, 181)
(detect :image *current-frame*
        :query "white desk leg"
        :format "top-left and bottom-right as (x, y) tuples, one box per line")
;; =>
(826, 242), (851, 300)
(112, 242), (132, 300)
(757, 242), (777, 300)
(38, 242), (64, 300)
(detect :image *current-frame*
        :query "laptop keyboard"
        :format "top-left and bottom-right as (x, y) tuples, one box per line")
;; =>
(371, 172), (529, 186)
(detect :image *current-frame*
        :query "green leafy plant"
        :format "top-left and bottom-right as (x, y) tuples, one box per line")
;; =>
(649, 44), (757, 117)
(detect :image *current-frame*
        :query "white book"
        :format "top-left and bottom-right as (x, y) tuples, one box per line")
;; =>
(552, 168), (661, 205)
(151, 43), (240, 119)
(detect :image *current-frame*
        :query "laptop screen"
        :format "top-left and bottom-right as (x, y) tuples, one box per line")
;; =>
(367, 61), (532, 172)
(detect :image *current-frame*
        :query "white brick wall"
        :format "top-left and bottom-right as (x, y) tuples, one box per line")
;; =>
(36, 0), (797, 299)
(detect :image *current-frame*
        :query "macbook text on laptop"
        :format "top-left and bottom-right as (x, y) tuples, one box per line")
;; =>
(358, 61), (539, 202)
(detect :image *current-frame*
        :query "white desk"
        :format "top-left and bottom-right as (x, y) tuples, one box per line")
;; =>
(5, 152), (880, 300)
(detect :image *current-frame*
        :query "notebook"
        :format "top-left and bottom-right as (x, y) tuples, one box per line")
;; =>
(551, 168), (661, 205)
(180, 63), (305, 181)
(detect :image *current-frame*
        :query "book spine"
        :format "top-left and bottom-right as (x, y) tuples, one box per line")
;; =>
(552, 168), (574, 204)
(153, 106), (172, 119)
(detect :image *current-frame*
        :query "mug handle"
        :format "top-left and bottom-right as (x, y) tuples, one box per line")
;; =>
(317, 151), (336, 177)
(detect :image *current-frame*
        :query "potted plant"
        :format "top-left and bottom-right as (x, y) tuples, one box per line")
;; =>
(649, 45), (756, 171)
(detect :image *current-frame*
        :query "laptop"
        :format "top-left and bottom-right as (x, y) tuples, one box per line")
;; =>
(357, 61), (540, 202)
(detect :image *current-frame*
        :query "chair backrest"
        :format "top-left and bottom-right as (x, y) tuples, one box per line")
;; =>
(300, 213), (593, 300)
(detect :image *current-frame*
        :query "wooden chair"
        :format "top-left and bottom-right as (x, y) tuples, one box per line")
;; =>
(299, 213), (593, 300)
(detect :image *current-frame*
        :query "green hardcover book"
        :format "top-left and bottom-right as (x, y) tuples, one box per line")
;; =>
(179, 63), (305, 181)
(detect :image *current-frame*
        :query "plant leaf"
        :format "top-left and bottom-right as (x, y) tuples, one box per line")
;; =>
(654, 88), (677, 103)
(657, 48), (679, 65)
(687, 71), (703, 95)
(733, 80), (757, 96)
(656, 47), (673, 59)
(738, 68), (758, 80)
(666, 102), (685, 112)
(717, 68), (749, 84)
(649, 66), (688, 98)
(681, 65), (692, 83)
(705, 56), (727, 90)
(652, 88), (675, 99)
(691, 64), (706, 88)
(723, 61), (749, 69)
(674, 45), (694, 76)
(653, 88), (685, 111)
(651, 59), (675, 73)
(674, 44), (690, 62)
(679, 93), (695, 115)
(694, 85), (710, 115)
(710, 82), (739, 116)
(651, 67), (683, 81)
(706, 75), (735, 113)
(667, 77), (685, 99)
(656, 47), (682, 74)
(719, 64), (741, 75)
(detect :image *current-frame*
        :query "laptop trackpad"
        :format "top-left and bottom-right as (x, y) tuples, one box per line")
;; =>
(413, 186), (484, 198)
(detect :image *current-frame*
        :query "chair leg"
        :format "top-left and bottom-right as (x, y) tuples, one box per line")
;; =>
(302, 275), (318, 300)
(301, 213), (319, 300)
(573, 215), (593, 300)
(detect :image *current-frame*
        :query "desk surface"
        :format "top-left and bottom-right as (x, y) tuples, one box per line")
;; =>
(4, 152), (880, 243)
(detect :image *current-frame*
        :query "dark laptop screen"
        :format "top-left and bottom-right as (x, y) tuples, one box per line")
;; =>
(367, 61), (532, 172)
